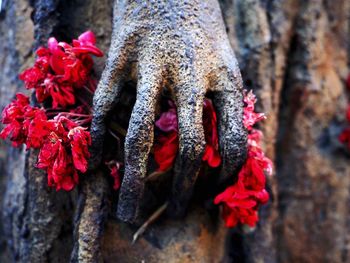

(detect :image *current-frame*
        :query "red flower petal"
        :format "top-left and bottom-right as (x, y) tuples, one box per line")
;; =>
(202, 99), (221, 167)
(154, 131), (178, 171)
(107, 162), (122, 190)
(71, 31), (103, 57)
(78, 31), (96, 45)
(339, 127), (350, 149)
(346, 105), (350, 122)
(68, 127), (91, 173)
(202, 145), (221, 167)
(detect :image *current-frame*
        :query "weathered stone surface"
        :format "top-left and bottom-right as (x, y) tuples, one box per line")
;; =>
(102, 207), (228, 263)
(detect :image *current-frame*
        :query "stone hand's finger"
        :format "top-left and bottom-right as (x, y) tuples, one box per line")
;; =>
(213, 68), (247, 183)
(90, 39), (131, 170)
(168, 79), (206, 218)
(117, 59), (164, 224)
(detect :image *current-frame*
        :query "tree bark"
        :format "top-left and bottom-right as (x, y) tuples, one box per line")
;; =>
(1, 0), (350, 262)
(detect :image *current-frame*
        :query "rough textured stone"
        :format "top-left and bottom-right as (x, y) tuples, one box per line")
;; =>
(1, 0), (350, 262)
(90, 0), (247, 224)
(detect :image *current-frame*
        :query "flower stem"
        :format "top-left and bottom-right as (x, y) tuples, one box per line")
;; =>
(132, 202), (168, 244)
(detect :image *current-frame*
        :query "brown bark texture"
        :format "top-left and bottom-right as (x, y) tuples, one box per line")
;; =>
(0, 0), (350, 262)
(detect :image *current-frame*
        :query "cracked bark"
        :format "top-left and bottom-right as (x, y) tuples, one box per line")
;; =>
(1, 0), (350, 262)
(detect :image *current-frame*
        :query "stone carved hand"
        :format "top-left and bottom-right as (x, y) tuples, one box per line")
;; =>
(90, 0), (247, 223)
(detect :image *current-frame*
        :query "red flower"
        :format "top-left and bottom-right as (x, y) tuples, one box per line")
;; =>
(339, 127), (350, 149)
(202, 99), (221, 167)
(214, 90), (271, 228)
(47, 37), (67, 75)
(37, 130), (78, 191)
(1, 93), (29, 123)
(43, 75), (76, 109)
(239, 158), (266, 191)
(214, 158), (269, 228)
(62, 58), (91, 87)
(24, 108), (50, 148)
(37, 132), (61, 169)
(1, 32), (102, 192)
(154, 131), (178, 171)
(346, 105), (350, 122)
(51, 143), (78, 191)
(221, 204), (259, 227)
(19, 31), (102, 109)
(154, 99), (221, 170)
(0, 121), (24, 147)
(110, 166), (121, 190)
(214, 182), (268, 227)
(19, 49), (50, 91)
(202, 146), (221, 167)
(106, 161), (122, 190)
(0, 93), (48, 148)
(36, 117), (90, 191)
(347, 74), (350, 91)
(155, 101), (178, 132)
(154, 101), (179, 171)
(68, 126), (91, 173)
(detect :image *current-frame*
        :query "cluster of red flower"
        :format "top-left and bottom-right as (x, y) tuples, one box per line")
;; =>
(19, 31), (102, 109)
(0, 31), (103, 191)
(153, 91), (272, 228)
(214, 91), (272, 227)
(339, 75), (350, 148)
(1, 31), (271, 226)
(154, 99), (221, 171)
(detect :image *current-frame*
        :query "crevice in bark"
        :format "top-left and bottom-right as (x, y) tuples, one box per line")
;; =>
(275, 31), (298, 217)
(30, 0), (61, 48)
(71, 172), (110, 263)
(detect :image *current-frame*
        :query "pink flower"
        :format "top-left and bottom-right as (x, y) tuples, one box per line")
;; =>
(19, 67), (46, 90)
(243, 90), (266, 130)
(155, 101), (178, 132)
(71, 31), (104, 57)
